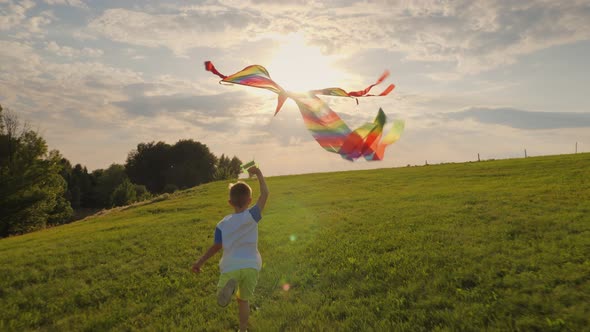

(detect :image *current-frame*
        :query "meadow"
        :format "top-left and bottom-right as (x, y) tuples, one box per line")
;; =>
(1, 153), (589, 331)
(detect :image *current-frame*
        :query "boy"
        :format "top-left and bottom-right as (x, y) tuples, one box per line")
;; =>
(192, 166), (269, 332)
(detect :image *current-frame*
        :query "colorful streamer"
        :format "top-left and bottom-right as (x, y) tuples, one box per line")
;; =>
(205, 61), (404, 161)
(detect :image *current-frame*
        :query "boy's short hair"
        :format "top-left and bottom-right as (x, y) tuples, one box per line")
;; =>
(229, 181), (252, 208)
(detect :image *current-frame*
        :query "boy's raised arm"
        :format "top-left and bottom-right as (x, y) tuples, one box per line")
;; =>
(248, 167), (269, 212)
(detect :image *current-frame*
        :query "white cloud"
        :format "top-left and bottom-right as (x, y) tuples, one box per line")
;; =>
(315, 1), (590, 75)
(0, 39), (142, 125)
(45, 41), (103, 58)
(86, 7), (268, 55)
(84, 1), (590, 75)
(43, 0), (86, 8)
(1, 2), (56, 39)
(445, 107), (590, 130)
(0, 0), (36, 31)
(0, 40), (41, 80)
(27, 14), (51, 32)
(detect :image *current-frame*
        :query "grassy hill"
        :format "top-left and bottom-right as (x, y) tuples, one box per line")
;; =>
(1, 153), (589, 331)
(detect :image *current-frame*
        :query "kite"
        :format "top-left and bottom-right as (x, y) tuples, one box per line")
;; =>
(205, 61), (404, 161)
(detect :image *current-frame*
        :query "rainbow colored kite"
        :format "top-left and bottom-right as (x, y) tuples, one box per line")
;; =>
(205, 61), (404, 161)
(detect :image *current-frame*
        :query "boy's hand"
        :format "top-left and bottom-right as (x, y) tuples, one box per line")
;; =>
(191, 261), (202, 274)
(247, 166), (261, 176)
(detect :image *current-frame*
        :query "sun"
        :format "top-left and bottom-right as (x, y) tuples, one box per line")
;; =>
(266, 33), (348, 92)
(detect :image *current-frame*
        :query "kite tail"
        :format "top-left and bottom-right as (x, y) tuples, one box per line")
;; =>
(275, 93), (288, 116)
(204, 61), (227, 79)
(365, 119), (405, 161)
(309, 71), (395, 102)
(347, 70), (393, 97)
(204, 60), (289, 115)
(336, 108), (405, 161)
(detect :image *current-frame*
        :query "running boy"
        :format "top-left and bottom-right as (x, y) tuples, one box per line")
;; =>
(192, 166), (269, 332)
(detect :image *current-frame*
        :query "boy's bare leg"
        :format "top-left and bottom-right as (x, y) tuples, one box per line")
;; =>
(237, 298), (249, 331)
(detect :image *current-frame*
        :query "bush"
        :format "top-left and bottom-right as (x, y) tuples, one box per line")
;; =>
(150, 193), (170, 203)
(163, 184), (178, 194)
(47, 196), (74, 226)
(110, 179), (137, 207)
(134, 184), (151, 201)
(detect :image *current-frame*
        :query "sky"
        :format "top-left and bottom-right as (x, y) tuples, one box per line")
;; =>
(1, 0), (590, 176)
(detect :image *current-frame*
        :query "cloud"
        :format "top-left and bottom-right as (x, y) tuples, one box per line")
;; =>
(1, 2), (56, 39)
(446, 107), (590, 130)
(86, 7), (269, 55)
(112, 90), (246, 117)
(325, 1), (590, 75)
(243, 101), (313, 146)
(0, 39), (142, 126)
(45, 41), (103, 57)
(43, 0), (86, 8)
(83, 1), (590, 76)
(0, 0), (36, 31)
(27, 14), (51, 33)
(0, 40), (42, 80)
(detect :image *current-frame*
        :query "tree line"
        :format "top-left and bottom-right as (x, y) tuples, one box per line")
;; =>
(0, 105), (242, 238)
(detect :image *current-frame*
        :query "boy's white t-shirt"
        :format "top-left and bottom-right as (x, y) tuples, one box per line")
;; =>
(214, 205), (262, 274)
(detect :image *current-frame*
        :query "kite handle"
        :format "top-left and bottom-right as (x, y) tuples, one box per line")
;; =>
(240, 160), (258, 173)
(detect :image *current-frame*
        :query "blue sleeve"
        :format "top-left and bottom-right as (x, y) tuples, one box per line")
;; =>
(249, 204), (262, 223)
(214, 227), (222, 244)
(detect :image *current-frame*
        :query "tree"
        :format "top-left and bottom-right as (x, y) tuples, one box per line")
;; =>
(165, 139), (217, 189)
(58, 157), (77, 207)
(59, 161), (145, 210)
(0, 105), (22, 168)
(83, 167), (103, 208)
(126, 141), (172, 193)
(0, 107), (73, 236)
(214, 154), (243, 180)
(228, 156), (243, 178)
(94, 164), (128, 207)
(126, 139), (218, 193)
(71, 164), (94, 208)
(219, 154), (230, 169)
(213, 167), (231, 181)
(110, 179), (137, 207)
(47, 195), (74, 226)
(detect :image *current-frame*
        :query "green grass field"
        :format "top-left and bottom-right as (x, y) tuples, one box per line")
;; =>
(1, 153), (589, 331)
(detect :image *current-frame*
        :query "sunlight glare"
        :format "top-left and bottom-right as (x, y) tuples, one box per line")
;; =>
(267, 33), (347, 92)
